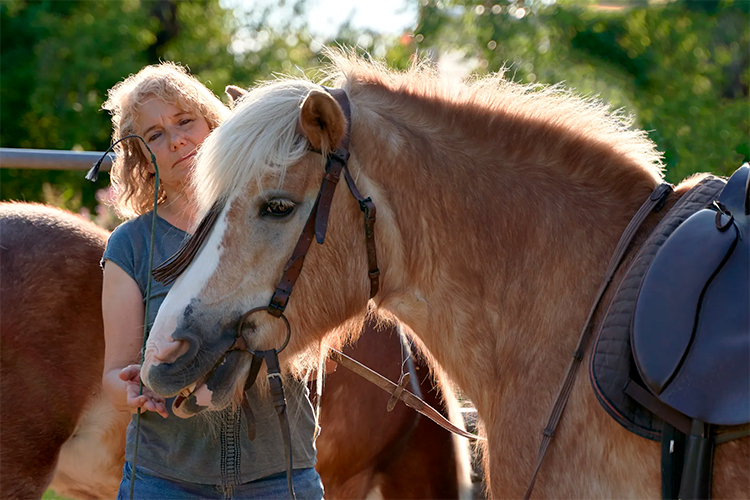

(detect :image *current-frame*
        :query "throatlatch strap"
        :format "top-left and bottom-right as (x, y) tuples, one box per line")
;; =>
(523, 183), (672, 499)
(342, 166), (380, 298)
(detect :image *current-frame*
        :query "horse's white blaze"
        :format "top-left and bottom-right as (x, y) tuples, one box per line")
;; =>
(142, 203), (230, 375)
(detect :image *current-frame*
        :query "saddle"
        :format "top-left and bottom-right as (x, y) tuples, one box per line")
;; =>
(590, 164), (750, 499)
(632, 165), (749, 427)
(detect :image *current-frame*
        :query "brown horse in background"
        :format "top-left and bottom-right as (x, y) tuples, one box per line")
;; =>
(0, 202), (472, 500)
(0, 202), (124, 499)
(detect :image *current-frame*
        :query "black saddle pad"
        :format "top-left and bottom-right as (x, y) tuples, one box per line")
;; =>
(589, 174), (727, 440)
(632, 165), (749, 426)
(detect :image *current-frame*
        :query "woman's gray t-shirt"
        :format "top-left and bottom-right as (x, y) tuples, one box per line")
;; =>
(102, 212), (317, 485)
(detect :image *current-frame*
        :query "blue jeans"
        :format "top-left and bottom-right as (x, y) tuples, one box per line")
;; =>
(117, 462), (324, 500)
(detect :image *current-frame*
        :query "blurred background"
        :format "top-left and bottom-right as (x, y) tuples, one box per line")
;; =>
(1, 0), (748, 230)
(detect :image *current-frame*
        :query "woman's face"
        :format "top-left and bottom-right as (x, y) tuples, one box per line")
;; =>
(134, 96), (211, 193)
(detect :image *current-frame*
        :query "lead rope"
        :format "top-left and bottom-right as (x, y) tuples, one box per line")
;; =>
(88, 137), (160, 500)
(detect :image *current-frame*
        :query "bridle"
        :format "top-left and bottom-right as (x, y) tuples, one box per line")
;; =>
(154, 87), (380, 321)
(152, 87), (381, 500)
(265, 87), (380, 317)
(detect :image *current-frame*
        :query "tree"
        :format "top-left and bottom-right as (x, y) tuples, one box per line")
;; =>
(1, 0), (227, 209)
(414, 0), (749, 181)
(1, 0), (419, 216)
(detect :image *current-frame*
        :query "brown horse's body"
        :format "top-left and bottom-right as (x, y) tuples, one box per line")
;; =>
(0, 202), (470, 499)
(142, 53), (748, 498)
(0, 203), (122, 500)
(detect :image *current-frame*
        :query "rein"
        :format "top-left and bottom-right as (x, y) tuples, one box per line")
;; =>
(523, 182), (672, 499)
(328, 347), (479, 440)
(88, 136), (161, 500)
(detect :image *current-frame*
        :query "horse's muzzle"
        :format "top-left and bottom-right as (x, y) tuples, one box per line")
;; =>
(143, 324), (238, 397)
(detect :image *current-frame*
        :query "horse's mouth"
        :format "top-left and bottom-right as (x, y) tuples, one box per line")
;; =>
(172, 377), (207, 418)
(170, 348), (252, 418)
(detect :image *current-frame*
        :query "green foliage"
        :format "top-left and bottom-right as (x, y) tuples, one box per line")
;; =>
(42, 489), (71, 500)
(1, 0), (416, 216)
(4, 0), (746, 216)
(574, 1), (748, 180)
(1, 0), (224, 211)
(414, 0), (749, 182)
(0, 0), (416, 217)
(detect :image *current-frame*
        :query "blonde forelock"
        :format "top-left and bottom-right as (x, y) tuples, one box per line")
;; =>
(192, 79), (319, 216)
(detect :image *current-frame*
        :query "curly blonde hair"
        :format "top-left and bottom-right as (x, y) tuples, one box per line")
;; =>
(103, 62), (230, 218)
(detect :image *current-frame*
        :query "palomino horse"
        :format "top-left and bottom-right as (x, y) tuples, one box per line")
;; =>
(0, 202), (471, 499)
(142, 52), (748, 498)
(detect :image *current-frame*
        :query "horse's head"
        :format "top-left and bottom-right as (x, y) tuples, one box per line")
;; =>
(141, 81), (374, 416)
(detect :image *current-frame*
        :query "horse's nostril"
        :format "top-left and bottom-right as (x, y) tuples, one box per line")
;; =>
(152, 338), (190, 364)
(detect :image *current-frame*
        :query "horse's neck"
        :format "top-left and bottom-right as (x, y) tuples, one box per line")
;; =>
(355, 92), (659, 405)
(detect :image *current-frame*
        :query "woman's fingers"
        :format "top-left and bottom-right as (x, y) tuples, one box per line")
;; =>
(144, 399), (169, 418)
(142, 396), (169, 418)
(156, 404), (168, 418)
(117, 364), (168, 418)
(124, 383), (168, 417)
(127, 394), (144, 407)
(119, 364), (142, 382)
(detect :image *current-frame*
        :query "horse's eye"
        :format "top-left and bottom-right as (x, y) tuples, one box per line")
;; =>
(261, 199), (295, 217)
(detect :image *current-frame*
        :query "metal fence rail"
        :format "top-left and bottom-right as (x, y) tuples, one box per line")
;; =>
(0, 148), (113, 171)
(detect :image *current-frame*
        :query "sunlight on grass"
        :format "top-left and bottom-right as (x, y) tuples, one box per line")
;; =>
(43, 490), (72, 500)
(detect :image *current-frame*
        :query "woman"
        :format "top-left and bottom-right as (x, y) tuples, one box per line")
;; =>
(100, 62), (323, 499)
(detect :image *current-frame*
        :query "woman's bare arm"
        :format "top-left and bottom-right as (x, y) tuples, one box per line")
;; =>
(102, 261), (168, 418)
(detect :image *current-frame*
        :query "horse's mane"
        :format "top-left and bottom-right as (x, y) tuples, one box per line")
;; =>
(191, 78), (316, 215)
(192, 49), (663, 215)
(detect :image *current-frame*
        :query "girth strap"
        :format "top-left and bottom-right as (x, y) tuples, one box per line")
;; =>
(661, 423), (686, 500)
(679, 420), (714, 499)
(523, 183), (672, 499)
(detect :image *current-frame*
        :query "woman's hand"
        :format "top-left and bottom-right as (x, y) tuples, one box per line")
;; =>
(119, 364), (169, 418)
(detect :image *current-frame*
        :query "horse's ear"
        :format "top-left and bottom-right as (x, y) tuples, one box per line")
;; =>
(225, 85), (247, 109)
(299, 89), (346, 152)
